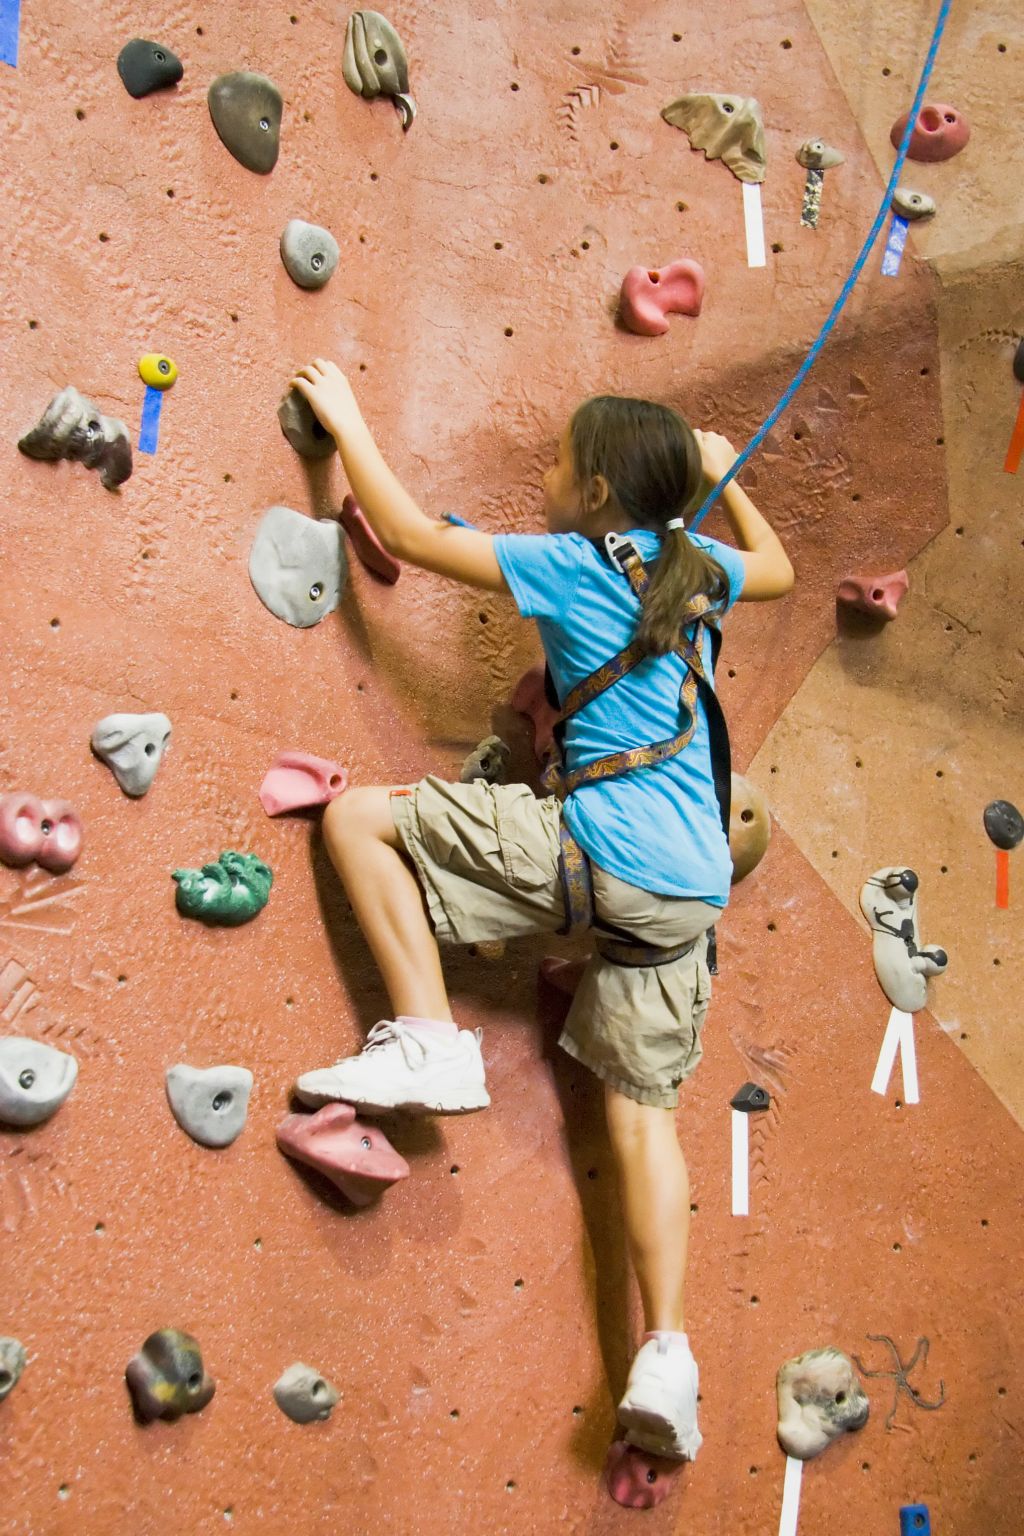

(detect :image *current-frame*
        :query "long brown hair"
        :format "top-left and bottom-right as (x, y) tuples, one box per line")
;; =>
(569, 395), (728, 655)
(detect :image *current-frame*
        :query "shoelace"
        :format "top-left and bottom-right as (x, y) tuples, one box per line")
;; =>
(335, 1019), (425, 1068)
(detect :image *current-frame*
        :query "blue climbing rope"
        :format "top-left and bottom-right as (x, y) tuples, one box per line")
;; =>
(688, 0), (954, 533)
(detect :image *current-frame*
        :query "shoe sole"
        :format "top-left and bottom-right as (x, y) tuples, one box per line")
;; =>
(617, 1402), (701, 1462)
(294, 1083), (491, 1116)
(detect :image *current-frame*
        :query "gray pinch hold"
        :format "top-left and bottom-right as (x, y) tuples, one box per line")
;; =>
(273, 1362), (340, 1423)
(278, 391), (337, 459)
(343, 10), (416, 130)
(0, 1037), (79, 1127)
(0, 1338), (28, 1402)
(280, 219), (339, 290)
(18, 386), (133, 490)
(249, 506), (347, 628)
(91, 712), (172, 797)
(165, 1064), (253, 1148)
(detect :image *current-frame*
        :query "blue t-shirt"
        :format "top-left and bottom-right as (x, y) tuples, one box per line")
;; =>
(493, 529), (745, 904)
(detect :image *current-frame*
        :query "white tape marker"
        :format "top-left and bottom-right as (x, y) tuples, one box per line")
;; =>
(778, 1454), (803, 1536)
(743, 180), (767, 268)
(899, 1010), (920, 1104)
(731, 1108), (749, 1216)
(871, 1005), (905, 1096)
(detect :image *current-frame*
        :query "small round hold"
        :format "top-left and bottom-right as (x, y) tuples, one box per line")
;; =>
(139, 353), (178, 390)
(279, 219), (339, 290)
(892, 186), (936, 222)
(984, 799), (1024, 851)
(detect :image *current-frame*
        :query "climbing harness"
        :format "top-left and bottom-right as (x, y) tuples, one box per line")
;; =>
(548, 532), (732, 968)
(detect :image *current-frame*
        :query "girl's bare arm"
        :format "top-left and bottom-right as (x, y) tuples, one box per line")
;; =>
(694, 431), (795, 602)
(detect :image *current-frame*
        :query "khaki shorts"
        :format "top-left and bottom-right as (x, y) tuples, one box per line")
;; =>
(390, 775), (719, 1109)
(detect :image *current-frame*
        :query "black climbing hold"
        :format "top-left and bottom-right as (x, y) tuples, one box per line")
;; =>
(1014, 339), (1024, 385)
(117, 39), (184, 99)
(208, 71), (282, 174)
(730, 1082), (770, 1113)
(706, 925), (718, 975)
(984, 799), (1024, 851)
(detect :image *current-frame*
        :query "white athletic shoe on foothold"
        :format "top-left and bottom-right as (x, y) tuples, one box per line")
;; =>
(294, 1021), (490, 1115)
(617, 1335), (703, 1460)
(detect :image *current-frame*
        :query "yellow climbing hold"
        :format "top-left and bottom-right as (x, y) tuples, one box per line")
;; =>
(138, 353), (178, 390)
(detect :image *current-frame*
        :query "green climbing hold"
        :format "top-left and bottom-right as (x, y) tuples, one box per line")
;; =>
(172, 850), (272, 925)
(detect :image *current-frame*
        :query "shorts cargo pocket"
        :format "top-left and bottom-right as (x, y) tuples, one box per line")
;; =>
(692, 954), (712, 1037)
(495, 789), (559, 891)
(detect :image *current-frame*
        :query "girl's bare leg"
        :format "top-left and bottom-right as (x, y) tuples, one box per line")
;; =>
(604, 1084), (690, 1333)
(322, 787), (451, 1020)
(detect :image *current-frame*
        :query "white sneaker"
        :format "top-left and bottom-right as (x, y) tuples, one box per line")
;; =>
(618, 1335), (702, 1460)
(294, 1021), (490, 1115)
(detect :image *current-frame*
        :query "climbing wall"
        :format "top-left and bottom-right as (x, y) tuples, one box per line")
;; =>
(1, 1), (1021, 1533)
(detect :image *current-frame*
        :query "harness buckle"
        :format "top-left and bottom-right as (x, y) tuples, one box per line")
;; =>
(603, 531), (641, 572)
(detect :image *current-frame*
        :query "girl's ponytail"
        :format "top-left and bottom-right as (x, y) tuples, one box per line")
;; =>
(635, 525), (728, 656)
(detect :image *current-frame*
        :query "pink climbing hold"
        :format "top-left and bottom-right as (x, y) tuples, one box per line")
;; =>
(890, 103), (970, 163)
(340, 493), (401, 584)
(604, 1438), (685, 1509)
(836, 569), (909, 622)
(511, 664), (560, 762)
(276, 1101), (410, 1206)
(539, 956), (586, 997)
(258, 751), (348, 816)
(619, 259), (705, 338)
(0, 793), (83, 873)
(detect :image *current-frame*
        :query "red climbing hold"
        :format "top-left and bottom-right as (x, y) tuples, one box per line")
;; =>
(836, 569), (909, 622)
(604, 1437), (685, 1509)
(511, 664), (560, 762)
(340, 493), (401, 584)
(276, 1101), (410, 1206)
(619, 259), (705, 337)
(890, 103), (970, 163)
(258, 751), (348, 816)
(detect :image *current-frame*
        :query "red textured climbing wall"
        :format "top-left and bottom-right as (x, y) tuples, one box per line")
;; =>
(1, 2), (1022, 1532)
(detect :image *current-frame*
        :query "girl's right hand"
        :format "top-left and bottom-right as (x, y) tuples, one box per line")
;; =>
(290, 358), (364, 439)
(695, 429), (738, 484)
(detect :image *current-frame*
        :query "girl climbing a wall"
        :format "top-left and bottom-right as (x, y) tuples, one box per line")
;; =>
(290, 358), (793, 1465)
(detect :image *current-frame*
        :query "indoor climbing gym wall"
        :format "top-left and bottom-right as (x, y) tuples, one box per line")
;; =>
(1, 0), (1022, 1531)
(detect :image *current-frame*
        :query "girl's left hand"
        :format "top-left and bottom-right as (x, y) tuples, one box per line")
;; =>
(290, 358), (363, 438)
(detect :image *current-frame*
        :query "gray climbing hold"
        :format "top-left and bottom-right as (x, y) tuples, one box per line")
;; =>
(249, 506), (347, 628)
(91, 712), (172, 797)
(273, 1362), (340, 1423)
(0, 1037), (78, 1127)
(343, 10), (416, 130)
(892, 186), (936, 221)
(117, 39), (184, 98)
(460, 736), (511, 785)
(0, 1338), (27, 1403)
(796, 138), (844, 170)
(18, 386), (132, 491)
(165, 1064), (253, 1148)
(280, 220), (339, 291)
(208, 71), (282, 174)
(278, 391), (337, 460)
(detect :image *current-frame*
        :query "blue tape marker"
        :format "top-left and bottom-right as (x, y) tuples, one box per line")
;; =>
(138, 385), (163, 455)
(900, 1505), (931, 1535)
(881, 214), (910, 277)
(0, 0), (21, 67)
(442, 511), (478, 530)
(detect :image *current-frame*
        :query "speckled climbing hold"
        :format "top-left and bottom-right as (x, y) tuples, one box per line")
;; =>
(172, 850), (272, 925)
(126, 1330), (215, 1423)
(729, 774), (771, 883)
(276, 1101), (410, 1205)
(837, 569), (909, 622)
(342, 10), (416, 130)
(18, 385), (132, 490)
(138, 353), (177, 390)
(511, 664), (559, 762)
(890, 103), (970, 163)
(165, 1064), (253, 1147)
(116, 38), (183, 99)
(605, 1438), (683, 1509)
(273, 1363), (340, 1423)
(208, 70), (282, 174)
(984, 800), (1023, 852)
(0, 1338), (27, 1401)
(777, 1348), (869, 1459)
(280, 220), (339, 290)
(249, 505), (348, 628)
(730, 1081), (770, 1112)
(661, 93), (766, 183)
(339, 493), (401, 583)
(795, 138), (844, 170)
(0, 1037), (78, 1126)
(0, 793), (83, 873)
(619, 260), (704, 337)
(859, 867), (948, 1013)
(259, 750), (348, 816)
(460, 736), (511, 785)
(91, 712), (171, 797)
(278, 390), (337, 460)
(892, 187), (936, 221)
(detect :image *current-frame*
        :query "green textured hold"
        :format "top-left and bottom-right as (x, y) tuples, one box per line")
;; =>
(172, 850), (272, 925)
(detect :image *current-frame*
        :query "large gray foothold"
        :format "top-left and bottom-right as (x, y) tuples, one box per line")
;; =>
(0, 1338), (27, 1402)
(249, 506), (347, 628)
(280, 220), (339, 290)
(273, 1362), (340, 1423)
(165, 1064), (253, 1148)
(18, 386), (132, 490)
(208, 71), (282, 174)
(343, 10), (416, 130)
(0, 1037), (78, 1127)
(278, 391), (337, 460)
(91, 712), (172, 797)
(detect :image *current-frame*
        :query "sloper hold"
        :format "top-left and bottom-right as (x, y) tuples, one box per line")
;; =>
(661, 93), (766, 183)
(796, 138), (844, 170)
(836, 569), (909, 622)
(0, 1037), (78, 1126)
(172, 850), (272, 925)
(91, 712), (171, 797)
(276, 1101), (410, 1205)
(776, 1347), (869, 1459)
(604, 1438), (683, 1509)
(0, 1338), (27, 1402)
(273, 1362), (340, 1423)
(126, 1329), (215, 1422)
(0, 792), (83, 873)
(280, 220), (339, 290)
(983, 800), (1023, 851)
(278, 390), (337, 460)
(18, 386), (132, 490)
(342, 10), (416, 129)
(892, 186), (936, 221)
(208, 71), (282, 173)
(619, 259), (705, 337)
(339, 493), (401, 583)
(116, 39), (183, 98)
(730, 1081), (770, 1112)
(165, 1064), (253, 1147)
(259, 751), (348, 816)
(249, 505), (348, 627)
(890, 103), (970, 163)
(729, 773), (771, 883)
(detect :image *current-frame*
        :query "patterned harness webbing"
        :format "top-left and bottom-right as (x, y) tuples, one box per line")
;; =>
(549, 533), (731, 969)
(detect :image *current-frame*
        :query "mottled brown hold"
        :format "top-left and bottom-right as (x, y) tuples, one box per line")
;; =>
(776, 1347), (869, 1459)
(729, 773), (771, 882)
(342, 11), (416, 130)
(125, 1330), (215, 1423)
(208, 71), (282, 174)
(796, 137), (844, 170)
(661, 93), (767, 183)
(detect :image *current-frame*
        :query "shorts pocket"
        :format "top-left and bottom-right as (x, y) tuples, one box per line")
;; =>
(692, 954), (712, 1036)
(495, 792), (558, 891)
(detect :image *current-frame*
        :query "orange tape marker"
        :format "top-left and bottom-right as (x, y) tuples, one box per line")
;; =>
(995, 849), (1010, 910)
(1004, 392), (1024, 475)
